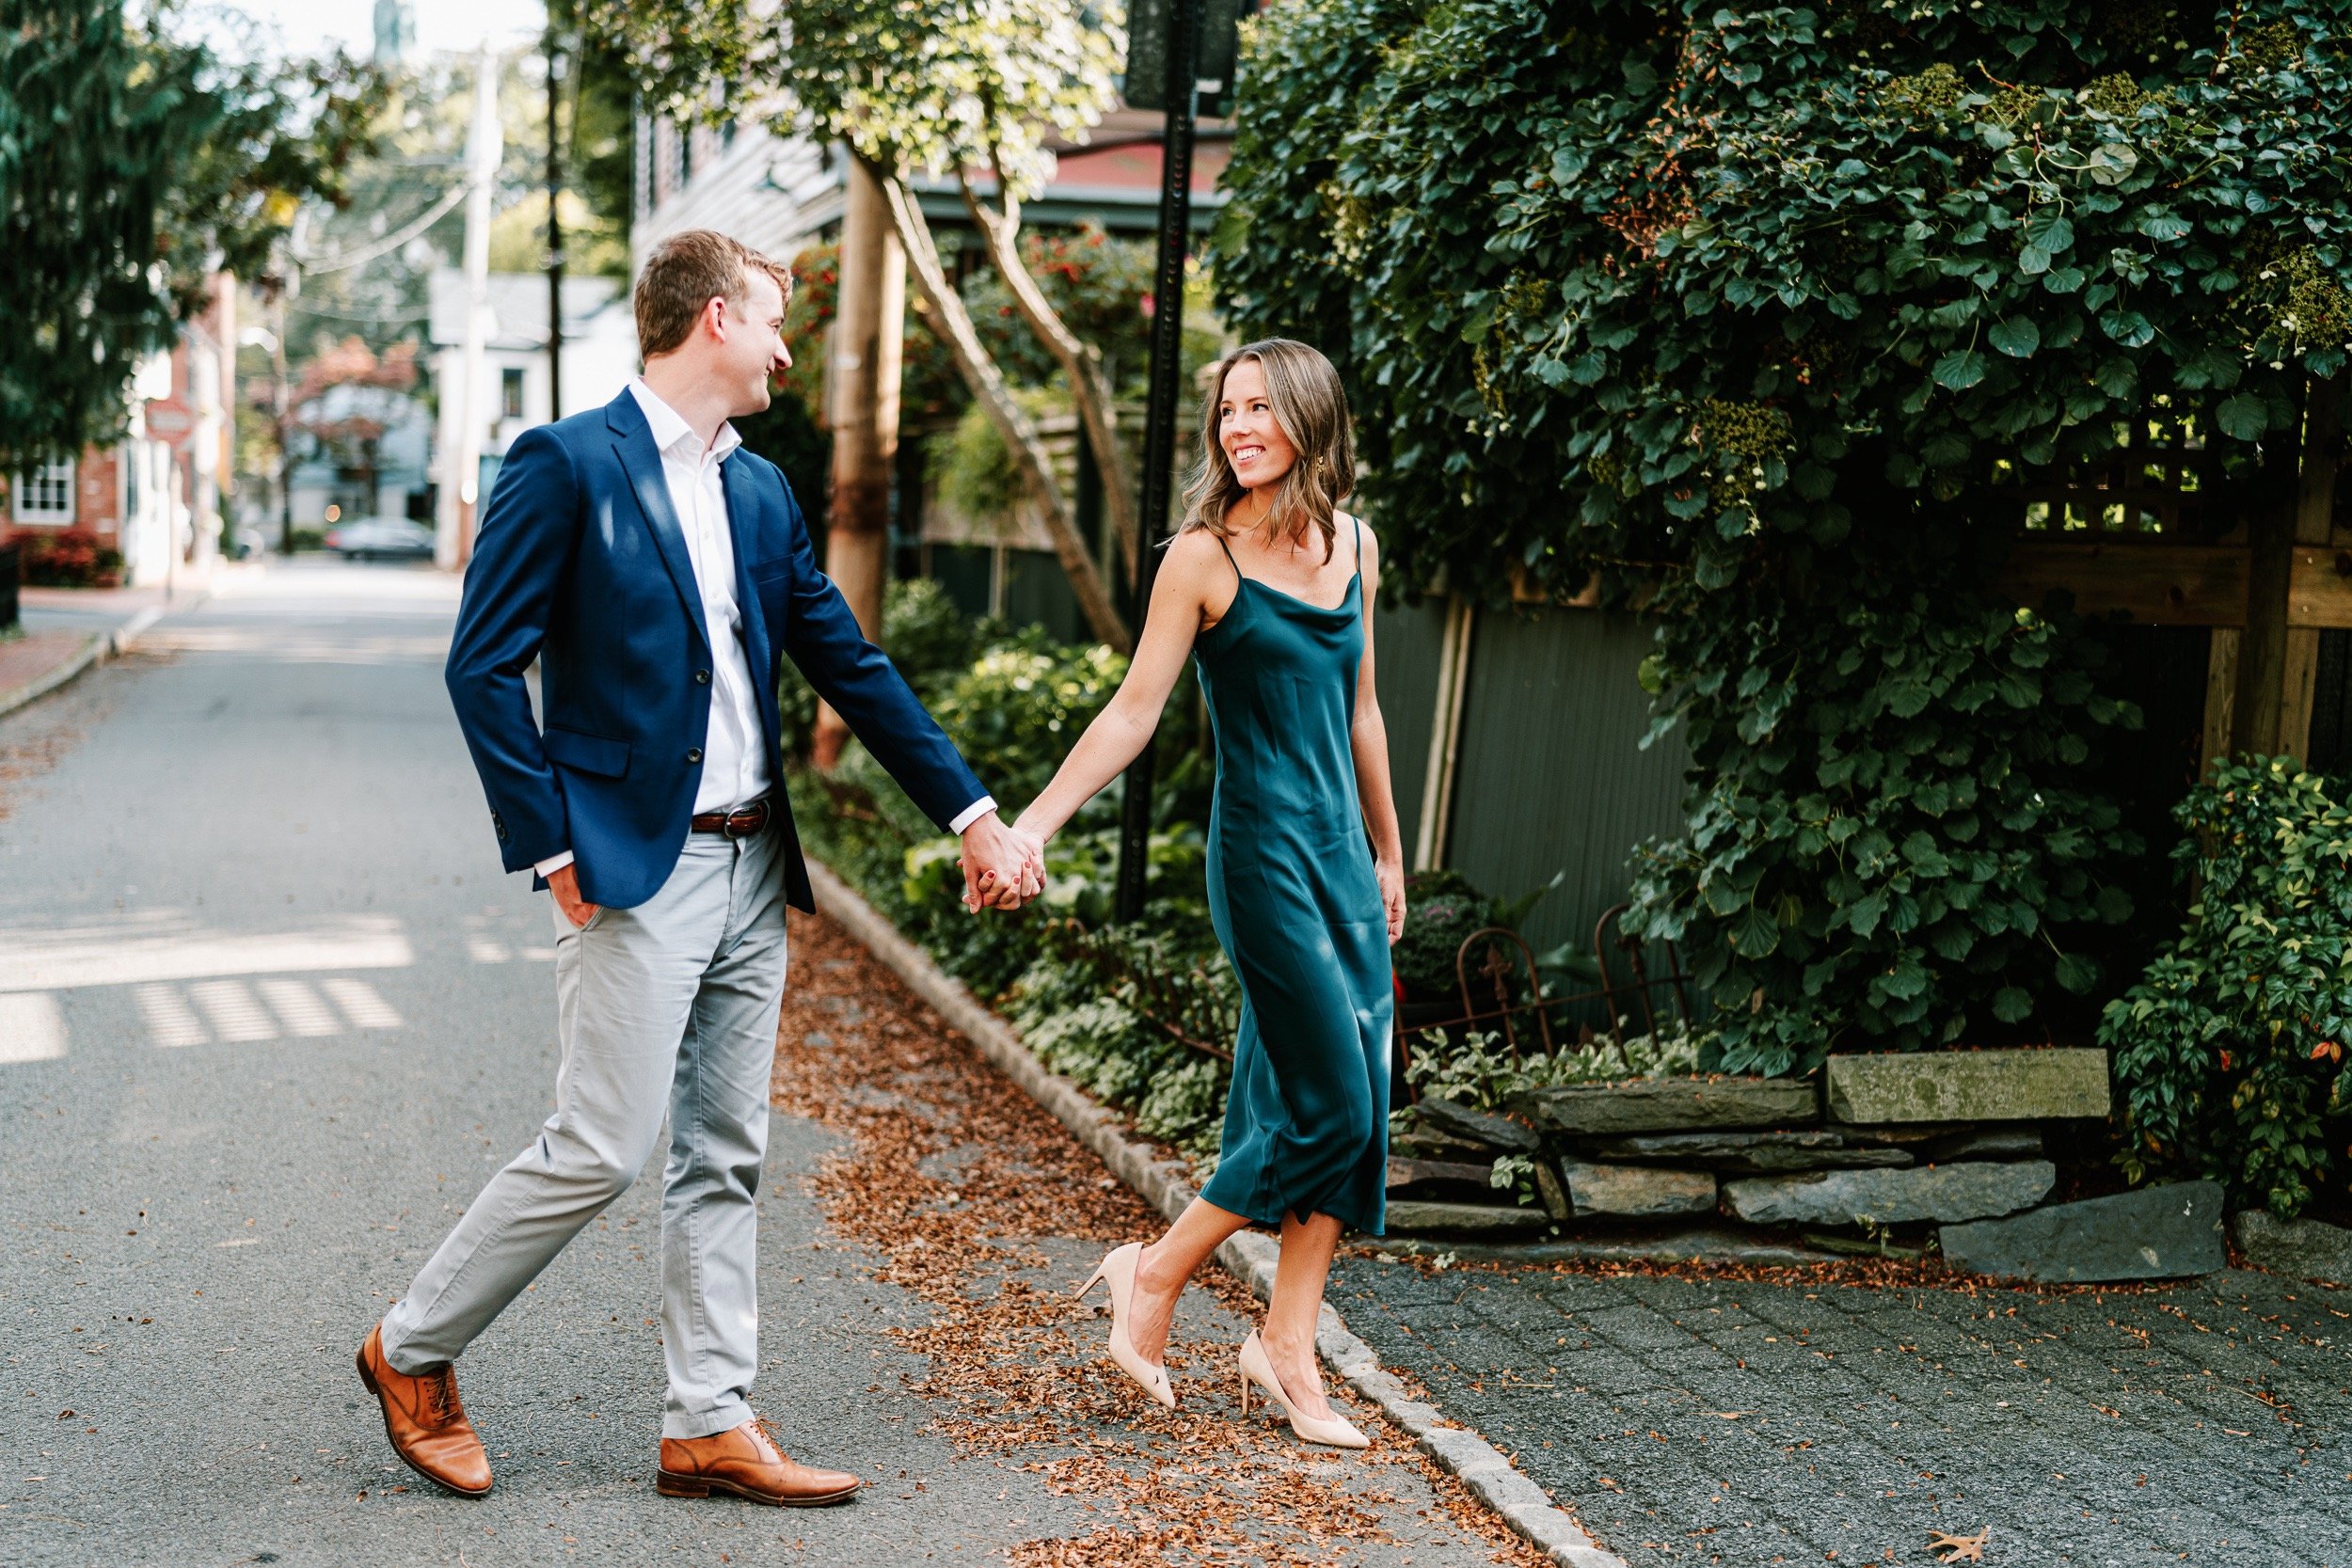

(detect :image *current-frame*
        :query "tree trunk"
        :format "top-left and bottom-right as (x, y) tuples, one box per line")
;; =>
(960, 177), (1141, 583)
(813, 156), (905, 769)
(858, 150), (1131, 652)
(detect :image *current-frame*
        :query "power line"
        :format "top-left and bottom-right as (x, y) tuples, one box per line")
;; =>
(296, 179), (471, 275)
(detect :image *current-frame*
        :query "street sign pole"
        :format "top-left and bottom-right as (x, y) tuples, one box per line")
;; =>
(1112, 0), (1206, 925)
(546, 24), (564, 422)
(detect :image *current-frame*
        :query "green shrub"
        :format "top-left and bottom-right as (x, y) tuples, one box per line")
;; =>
(15, 529), (122, 587)
(925, 387), (1070, 529)
(1218, 0), (2348, 1078)
(1402, 1022), (1708, 1114)
(1005, 939), (1233, 1164)
(1391, 868), (1495, 1004)
(775, 578), (998, 758)
(887, 821), (1210, 998)
(2102, 756), (2352, 1219)
(882, 577), (992, 695)
(926, 631), (1127, 809)
(1217, 0), (2351, 607)
(1626, 558), (2145, 1077)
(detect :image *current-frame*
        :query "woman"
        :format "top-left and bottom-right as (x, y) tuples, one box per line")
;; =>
(1005, 339), (1406, 1448)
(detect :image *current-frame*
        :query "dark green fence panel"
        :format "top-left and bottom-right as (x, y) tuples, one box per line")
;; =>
(1004, 550), (1086, 644)
(1371, 594), (1450, 853)
(927, 544), (994, 621)
(1443, 609), (1690, 959)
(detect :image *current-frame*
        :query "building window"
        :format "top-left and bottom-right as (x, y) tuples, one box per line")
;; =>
(501, 367), (525, 420)
(12, 459), (75, 523)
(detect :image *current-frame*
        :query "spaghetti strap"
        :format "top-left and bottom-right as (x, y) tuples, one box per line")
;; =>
(1350, 516), (1362, 575)
(1215, 530), (1243, 584)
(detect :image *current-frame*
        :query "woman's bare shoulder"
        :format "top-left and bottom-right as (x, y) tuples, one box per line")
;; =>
(1164, 526), (1233, 572)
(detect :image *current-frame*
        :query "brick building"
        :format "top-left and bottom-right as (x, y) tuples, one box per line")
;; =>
(7, 275), (237, 586)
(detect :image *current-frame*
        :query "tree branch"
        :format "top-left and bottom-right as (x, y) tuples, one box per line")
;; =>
(959, 168), (1144, 582)
(860, 148), (1131, 651)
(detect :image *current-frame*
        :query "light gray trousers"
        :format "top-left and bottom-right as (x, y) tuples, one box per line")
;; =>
(380, 825), (788, 1439)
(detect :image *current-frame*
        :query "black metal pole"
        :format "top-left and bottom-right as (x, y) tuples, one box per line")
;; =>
(1112, 0), (1204, 925)
(546, 25), (564, 420)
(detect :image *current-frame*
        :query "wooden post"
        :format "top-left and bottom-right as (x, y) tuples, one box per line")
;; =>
(811, 156), (907, 770)
(1412, 595), (1476, 871)
(2201, 627), (2240, 779)
(2233, 394), (2311, 757)
(2278, 375), (2345, 763)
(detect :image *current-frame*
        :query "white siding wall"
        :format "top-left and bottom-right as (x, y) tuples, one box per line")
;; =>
(632, 119), (845, 274)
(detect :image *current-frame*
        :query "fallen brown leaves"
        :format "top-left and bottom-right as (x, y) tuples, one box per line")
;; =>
(0, 652), (142, 822)
(1929, 1525), (1989, 1562)
(772, 912), (1556, 1566)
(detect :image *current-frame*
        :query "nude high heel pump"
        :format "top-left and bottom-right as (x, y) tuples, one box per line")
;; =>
(1237, 1329), (1369, 1449)
(1072, 1243), (1177, 1409)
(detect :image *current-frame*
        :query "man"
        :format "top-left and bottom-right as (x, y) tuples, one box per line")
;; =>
(357, 230), (1037, 1506)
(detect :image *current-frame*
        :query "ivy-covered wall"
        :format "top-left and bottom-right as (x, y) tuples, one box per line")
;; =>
(1215, 0), (2352, 1074)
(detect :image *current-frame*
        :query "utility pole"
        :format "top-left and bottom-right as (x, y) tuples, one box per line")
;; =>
(545, 23), (564, 422)
(439, 41), (501, 570)
(811, 153), (907, 769)
(272, 273), (294, 555)
(1113, 0), (1205, 924)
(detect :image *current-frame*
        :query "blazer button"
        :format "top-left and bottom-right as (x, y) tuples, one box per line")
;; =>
(694, 669), (711, 684)
(687, 748), (704, 764)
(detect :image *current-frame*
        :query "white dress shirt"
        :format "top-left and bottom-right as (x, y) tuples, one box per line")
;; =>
(537, 380), (993, 879)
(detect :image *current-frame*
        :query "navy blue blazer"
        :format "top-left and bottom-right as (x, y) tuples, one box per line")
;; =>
(445, 388), (988, 911)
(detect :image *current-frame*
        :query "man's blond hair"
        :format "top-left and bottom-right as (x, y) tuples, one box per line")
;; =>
(633, 230), (793, 358)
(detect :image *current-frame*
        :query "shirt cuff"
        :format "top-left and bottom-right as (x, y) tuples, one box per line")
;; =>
(533, 849), (576, 878)
(948, 797), (998, 835)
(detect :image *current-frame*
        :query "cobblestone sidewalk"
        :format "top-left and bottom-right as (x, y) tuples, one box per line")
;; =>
(1328, 1254), (2350, 1566)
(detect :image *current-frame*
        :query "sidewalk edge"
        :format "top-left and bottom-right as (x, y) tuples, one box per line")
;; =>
(804, 857), (1628, 1568)
(0, 600), (172, 721)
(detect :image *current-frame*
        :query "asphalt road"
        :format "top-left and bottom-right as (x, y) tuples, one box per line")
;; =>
(0, 561), (1112, 1566)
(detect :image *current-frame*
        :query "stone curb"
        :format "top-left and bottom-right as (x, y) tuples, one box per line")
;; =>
(1369, 1229), (1841, 1269)
(805, 858), (1629, 1568)
(0, 602), (170, 721)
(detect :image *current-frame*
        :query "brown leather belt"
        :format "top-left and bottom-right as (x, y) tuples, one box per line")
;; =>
(690, 798), (772, 838)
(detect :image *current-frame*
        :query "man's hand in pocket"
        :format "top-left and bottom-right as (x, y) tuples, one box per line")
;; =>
(549, 863), (599, 928)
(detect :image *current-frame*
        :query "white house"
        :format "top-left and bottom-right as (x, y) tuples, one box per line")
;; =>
(427, 270), (639, 531)
(283, 379), (434, 529)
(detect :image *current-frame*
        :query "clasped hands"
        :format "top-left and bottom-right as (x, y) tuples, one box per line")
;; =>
(958, 812), (1048, 913)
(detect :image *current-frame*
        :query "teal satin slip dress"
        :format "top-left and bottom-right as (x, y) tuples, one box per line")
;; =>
(1192, 517), (1392, 1236)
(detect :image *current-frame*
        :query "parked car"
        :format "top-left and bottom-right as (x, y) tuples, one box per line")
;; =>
(324, 518), (436, 562)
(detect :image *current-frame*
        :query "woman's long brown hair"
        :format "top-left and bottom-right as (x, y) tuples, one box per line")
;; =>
(1178, 338), (1357, 561)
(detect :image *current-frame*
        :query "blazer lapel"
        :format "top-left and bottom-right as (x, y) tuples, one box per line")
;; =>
(604, 394), (709, 653)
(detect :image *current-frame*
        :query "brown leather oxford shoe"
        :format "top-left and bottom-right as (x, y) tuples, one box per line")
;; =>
(355, 1323), (493, 1497)
(656, 1418), (861, 1507)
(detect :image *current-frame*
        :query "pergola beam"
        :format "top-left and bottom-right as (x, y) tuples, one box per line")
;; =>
(1996, 539), (2352, 629)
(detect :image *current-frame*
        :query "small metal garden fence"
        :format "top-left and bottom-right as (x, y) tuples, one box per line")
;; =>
(1391, 903), (1693, 1104)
